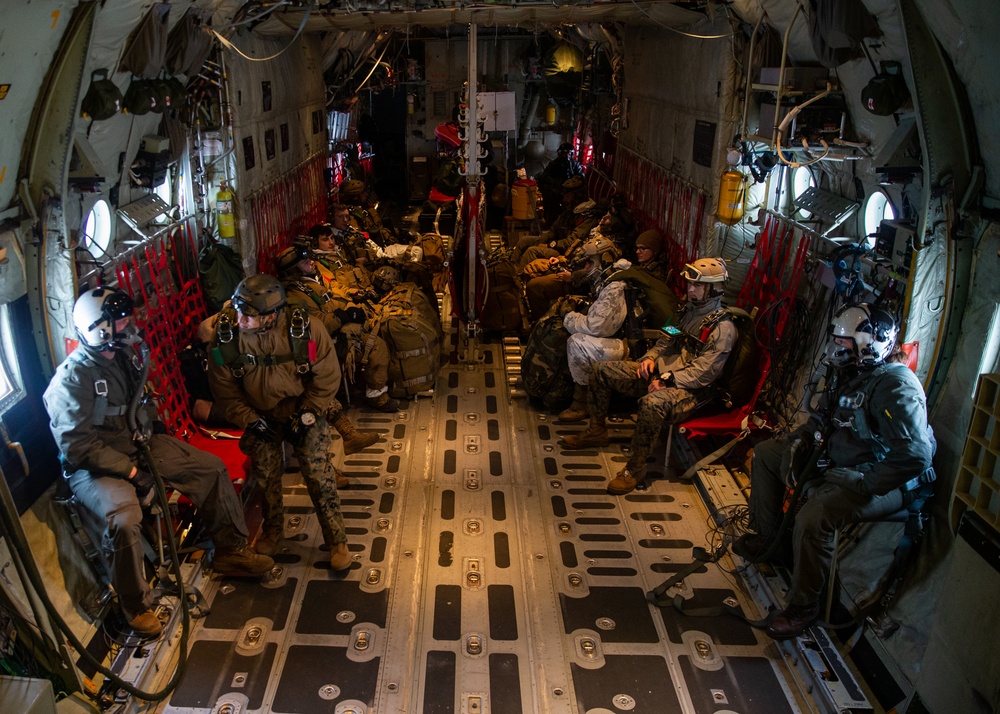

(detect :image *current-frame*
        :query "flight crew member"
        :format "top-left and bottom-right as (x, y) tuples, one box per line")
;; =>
(560, 258), (736, 495)
(277, 242), (399, 412)
(44, 287), (274, 638)
(734, 304), (935, 639)
(559, 238), (629, 422)
(206, 275), (353, 570)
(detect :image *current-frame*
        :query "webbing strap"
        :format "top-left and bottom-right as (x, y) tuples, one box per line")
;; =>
(678, 428), (748, 481)
(398, 373), (434, 389)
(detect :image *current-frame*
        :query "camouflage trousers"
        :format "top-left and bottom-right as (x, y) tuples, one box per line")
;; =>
(589, 360), (698, 473)
(566, 333), (627, 386)
(241, 417), (347, 547)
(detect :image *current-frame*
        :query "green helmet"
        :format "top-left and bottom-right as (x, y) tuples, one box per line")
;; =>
(232, 274), (286, 316)
(372, 265), (401, 293)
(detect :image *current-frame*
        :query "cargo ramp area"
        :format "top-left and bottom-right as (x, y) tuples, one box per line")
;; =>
(125, 318), (884, 714)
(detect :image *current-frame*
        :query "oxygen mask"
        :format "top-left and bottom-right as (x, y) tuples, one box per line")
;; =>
(111, 320), (144, 349)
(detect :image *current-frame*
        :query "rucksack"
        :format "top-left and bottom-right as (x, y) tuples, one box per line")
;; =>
(698, 307), (760, 410)
(861, 69), (909, 116)
(521, 296), (585, 410)
(81, 70), (123, 121)
(368, 283), (443, 397)
(124, 78), (158, 115)
(198, 237), (244, 314)
(481, 250), (524, 332)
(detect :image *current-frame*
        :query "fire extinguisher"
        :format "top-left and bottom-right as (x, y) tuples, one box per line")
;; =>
(217, 181), (235, 239)
(717, 169), (746, 226)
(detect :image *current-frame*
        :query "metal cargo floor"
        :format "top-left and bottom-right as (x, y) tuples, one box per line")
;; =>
(158, 333), (821, 714)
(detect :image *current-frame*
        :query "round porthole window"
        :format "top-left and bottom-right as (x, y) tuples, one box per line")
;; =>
(862, 189), (896, 246)
(82, 199), (112, 255)
(791, 166), (816, 219)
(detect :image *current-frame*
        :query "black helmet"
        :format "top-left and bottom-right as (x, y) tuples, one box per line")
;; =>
(232, 274), (286, 316)
(276, 239), (313, 279)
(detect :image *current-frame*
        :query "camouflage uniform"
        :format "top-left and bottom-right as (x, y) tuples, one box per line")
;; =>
(518, 214), (600, 271)
(207, 307), (348, 547)
(523, 220), (631, 320)
(586, 294), (736, 475)
(564, 260), (630, 386)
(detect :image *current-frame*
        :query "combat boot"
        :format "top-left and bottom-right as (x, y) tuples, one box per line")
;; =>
(255, 528), (283, 557)
(330, 542), (353, 571)
(364, 393), (400, 413)
(214, 542), (275, 575)
(607, 466), (646, 495)
(333, 465), (349, 490)
(558, 384), (589, 423)
(332, 412), (379, 455)
(559, 419), (609, 449)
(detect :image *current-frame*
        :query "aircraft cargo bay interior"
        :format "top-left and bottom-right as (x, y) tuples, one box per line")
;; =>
(1, 2), (999, 714)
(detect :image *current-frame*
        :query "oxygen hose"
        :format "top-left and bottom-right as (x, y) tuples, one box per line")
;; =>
(0, 341), (194, 702)
(0, 433), (190, 701)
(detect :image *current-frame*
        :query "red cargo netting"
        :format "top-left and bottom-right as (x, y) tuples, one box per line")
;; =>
(615, 148), (706, 295)
(250, 155), (328, 275)
(113, 222), (207, 440)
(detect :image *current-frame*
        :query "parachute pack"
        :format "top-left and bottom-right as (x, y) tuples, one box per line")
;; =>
(368, 283), (443, 397)
(698, 306), (760, 410)
(210, 306), (316, 377)
(481, 249), (524, 332)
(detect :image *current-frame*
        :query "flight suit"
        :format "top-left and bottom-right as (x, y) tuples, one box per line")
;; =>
(748, 362), (935, 606)
(207, 308), (348, 548)
(587, 294), (736, 475)
(43, 345), (250, 622)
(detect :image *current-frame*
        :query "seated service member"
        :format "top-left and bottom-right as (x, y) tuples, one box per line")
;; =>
(734, 304), (935, 640)
(560, 258), (736, 495)
(559, 237), (629, 422)
(277, 242), (399, 412)
(205, 275), (353, 570)
(44, 288), (274, 638)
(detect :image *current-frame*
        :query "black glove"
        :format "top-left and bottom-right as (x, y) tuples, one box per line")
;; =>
(152, 420), (168, 435)
(248, 417), (281, 443)
(288, 410), (318, 446)
(335, 307), (367, 325)
(131, 469), (156, 508)
(823, 467), (868, 495)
